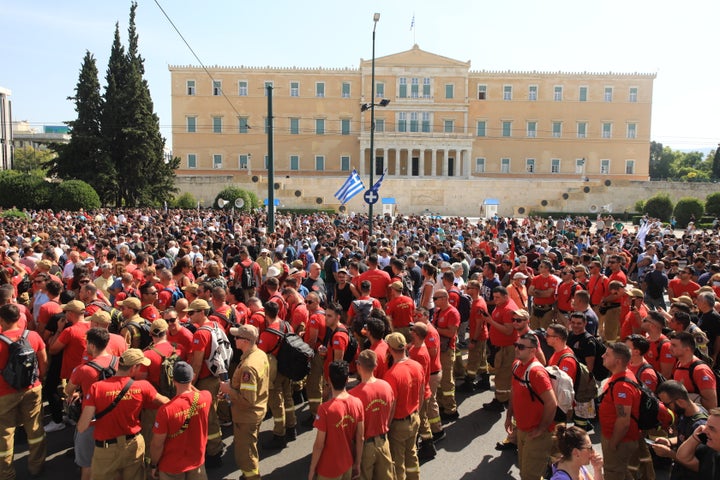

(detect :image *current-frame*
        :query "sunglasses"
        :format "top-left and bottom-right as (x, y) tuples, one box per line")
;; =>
(79, 280), (91, 284)
(514, 343), (533, 350)
(166, 318), (178, 323)
(432, 296), (447, 301)
(511, 318), (526, 323)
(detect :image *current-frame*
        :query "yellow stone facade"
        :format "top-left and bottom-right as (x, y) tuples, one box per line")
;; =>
(170, 45), (654, 184)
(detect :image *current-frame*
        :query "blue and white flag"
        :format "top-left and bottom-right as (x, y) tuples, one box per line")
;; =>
(334, 169), (365, 205)
(371, 168), (387, 193)
(410, 15), (415, 30)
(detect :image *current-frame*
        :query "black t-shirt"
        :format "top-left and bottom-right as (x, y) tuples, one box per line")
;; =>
(568, 331), (598, 365)
(699, 311), (720, 358)
(696, 443), (720, 480)
(644, 269), (669, 298)
(673, 411), (708, 480)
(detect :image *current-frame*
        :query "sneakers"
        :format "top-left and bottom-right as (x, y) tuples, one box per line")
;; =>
(475, 374), (491, 392)
(417, 440), (437, 461)
(432, 430), (446, 443)
(44, 421), (66, 433)
(285, 426), (297, 442)
(263, 434), (287, 450)
(495, 439), (518, 451)
(482, 399), (507, 412)
(205, 452), (223, 469)
(440, 410), (460, 422)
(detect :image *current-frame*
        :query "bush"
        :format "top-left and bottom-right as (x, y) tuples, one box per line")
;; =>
(643, 193), (673, 221)
(634, 200), (645, 213)
(706, 192), (720, 217)
(673, 197), (705, 228)
(54, 180), (101, 211)
(173, 192), (197, 209)
(214, 186), (259, 212)
(0, 208), (30, 220)
(0, 171), (52, 209)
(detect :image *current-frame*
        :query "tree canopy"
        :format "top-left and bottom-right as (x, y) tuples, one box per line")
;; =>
(649, 141), (717, 182)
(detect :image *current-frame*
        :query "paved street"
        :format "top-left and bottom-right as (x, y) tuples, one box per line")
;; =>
(13, 376), (672, 479)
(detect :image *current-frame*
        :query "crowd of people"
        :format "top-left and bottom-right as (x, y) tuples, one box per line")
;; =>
(1, 207), (720, 480)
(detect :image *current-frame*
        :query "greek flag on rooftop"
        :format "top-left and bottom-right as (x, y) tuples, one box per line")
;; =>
(334, 169), (365, 205)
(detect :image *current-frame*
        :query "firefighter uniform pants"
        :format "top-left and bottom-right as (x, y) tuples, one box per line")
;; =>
(196, 375), (223, 456)
(517, 429), (553, 480)
(233, 420), (262, 480)
(305, 352), (324, 416)
(439, 347), (456, 413)
(493, 345), (515, 403)
(389, 412), (420, 480)
(269, 355), (296, 436)
(0, 386), (46, 479)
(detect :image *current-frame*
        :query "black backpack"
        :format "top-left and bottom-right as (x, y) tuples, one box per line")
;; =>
(90, 302), (124, 334)
(86, 355), (119, 382)
(351, 299), (374, 335)
(127, 320), (153, 349)
(0, 330), (38, 390)
(146, 346), (180, 397)
(266, 321), (315, 381)
(677, 359), (720, 403)
(636, 363), (667, 393)
(599, 376), (661, 431)
(324, 325), (358, 364)
(239, 262), (256, 290)
(451, 289), (472, 323)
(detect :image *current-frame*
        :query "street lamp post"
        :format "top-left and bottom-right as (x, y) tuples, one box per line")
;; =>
(369, 12), (380, 238)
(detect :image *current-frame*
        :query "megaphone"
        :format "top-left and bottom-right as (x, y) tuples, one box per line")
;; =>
(217, 198), (228, 208)
(234, 198), (244, 208)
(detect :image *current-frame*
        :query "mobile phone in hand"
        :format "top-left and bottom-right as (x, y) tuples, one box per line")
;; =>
(698, 432), (708, 444)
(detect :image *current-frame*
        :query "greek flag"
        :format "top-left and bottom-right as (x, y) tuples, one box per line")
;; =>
(410, 15), (415, 30)
(334, 169), (365, 205)
(371, 168), (387, 193)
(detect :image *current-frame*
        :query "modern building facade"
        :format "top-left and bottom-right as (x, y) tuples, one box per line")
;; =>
(0, 87), (12, 171)
(170, 45), (654, 184)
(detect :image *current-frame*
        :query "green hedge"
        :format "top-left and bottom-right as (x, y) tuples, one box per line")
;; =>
(277, 208), (337, 215)
(673, 197), (705, 228)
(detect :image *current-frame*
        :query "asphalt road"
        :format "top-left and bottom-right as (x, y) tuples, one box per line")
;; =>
(12, 378), (673, 480)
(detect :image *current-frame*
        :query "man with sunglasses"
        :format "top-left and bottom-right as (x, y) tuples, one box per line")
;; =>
(164, 307), (193, 360)
(433, 289), (461, 421)
(505, 333), (557, 480)
(483, 286), (519, 412)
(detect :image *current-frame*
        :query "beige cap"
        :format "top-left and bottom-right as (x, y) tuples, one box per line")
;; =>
(229, 324), (259, 343)
(88, 310), (111, 325)
(628, 288), (644, 299)
(150, 319), (168, 335)
(182, 283), (199, 295)
(385, 332), (407, 350)
(62, 300), (86, 313)
(389, 281), (404, 292)
(120, 348), (151, 367)
(120, 297), (141, 311)
(671, 295), (694, 308)
(184, 299), (210, 312)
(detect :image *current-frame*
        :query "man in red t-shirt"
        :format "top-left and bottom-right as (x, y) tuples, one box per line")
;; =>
(620, 288), (648, 340)
(384, 332), (425, 480)
(356, 255), (392, 306)
(413, 308), (444, 441)
(461, 279), (490, 392)
(668, 267), (701, 300)
(598, 342), (641, 479)
(232, 248), (261, 303)
(163, 308), (193, 360)
(302, 292), (326, 424)
(506, 332), (557, 480)
(641, 311), (674, 380)
(484, 286), (519, 412)
(408, 323), (438, 461)
(528, 260), (559, 330)
(0, 304), (47, 478)
(350, 350), (395, 479)
(433, 289), (461, 421)
(366, 318), (390, 380)
(309, 361), (364, 480)
(385, 281), (415, 341)
(49, 300), (91, 380)
(77, 348), (167, 480)
(150, 361), (211, 480)
(671, 331), (718, 410)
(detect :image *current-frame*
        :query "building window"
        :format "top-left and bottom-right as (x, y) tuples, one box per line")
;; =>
(501, 158), (511, 173)
(625, 160), (635, 175)
(554, 86), (563, 101)
(423, 78), (431, 98)
(239, 155), (249, 169)
(186, 80), (195, 96)
(528, 85), (537, 101)
(477, 84), (487, 100)
(477, 120), (486, 137)
(444, 120), (454, 133)
(290, 82), (299, 97)
(503, 85), (512, 101)
(315, 156), (325, 171)
(264, 155), (269, 170)
(264, 81), (273, 95)
(629, 87), (638, 103)
(212, 80), (221, 96)
(475, 158), (485, 173)
(445, 84), (454, 99)
(627, 123), (637, 139)
(289, 117), (299, 135)
(579, 86), (588, 102)
(315, 119), (325, 135)
(376, 82), (385, 98)
(186, 116), (197, 133)
(410, 112), (419, 132)
(212, 116), (222, 134)
(290, 155), (299, 171)
(341, 156), (350, 172)
(422, 112), (431, 133)
(341, 119), (350, 135)
(398, 112), (407, 132)
(502, 121), (512, 137)
(551, 158), (560, 173)
(399, 78), (407, 98)
(238, 116), (249, 134)
(600, 159), (610, 174)
(342, 82), (351, 98)
(375, 119), (385, 132)
(602, 122), (612, 138)
(577, 122), (587, 139)
(604, 87), (613, 102)
(411, 78), (419, 98)
(239, 81), (248, 96)
(527, 121), (537, 138)
(315, 82), (325, 98)
(187, 154), (197, 169)
(575, 158), (585, 174)
(552, 121), (562, 138)
(213, 154), (222, 169)
(526, 158), (535, 173)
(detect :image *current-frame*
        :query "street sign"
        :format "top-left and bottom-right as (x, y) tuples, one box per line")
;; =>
(363, 189), (379, 205)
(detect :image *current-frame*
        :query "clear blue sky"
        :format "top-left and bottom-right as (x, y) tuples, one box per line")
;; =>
(3, 0), (718, 152)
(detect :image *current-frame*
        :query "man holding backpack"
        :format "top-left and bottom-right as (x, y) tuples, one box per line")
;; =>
(0, 303), (47, 479)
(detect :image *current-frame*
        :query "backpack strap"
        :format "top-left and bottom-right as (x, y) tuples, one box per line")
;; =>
(512, 361), (544, 404)
(0, 330), (29, 345)
(598, 376), (642, 426)
(169, 391), (200, 439)
(95, 379), (134, 421)
(679, 359), (704, 394)
(559, 352), (582, 390)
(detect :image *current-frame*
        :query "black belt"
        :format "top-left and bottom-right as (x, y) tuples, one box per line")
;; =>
(95, 432), (139, 448)
(430, 371), (441, 376)
(558, 309), (571, 314)
(365, 433), (387, 444)
(393, 411), (418, 422)
(534, 305), (553, 311)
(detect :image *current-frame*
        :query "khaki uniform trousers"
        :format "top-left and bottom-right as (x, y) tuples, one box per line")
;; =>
(360, 434), (394, 480)
(493, 345), (515, 403)
(268, 355), (296, 436)
(140, 407), (157, 462)
(0, 386), (46, 479)
(453, 347), (466, 378)
(601, 307), (621, 342)
(233, 420), (262, 480)
(388, 412), (420, 480)
(196, 375), (223, 456)
(438, 347), (456, 413)
(529, 307), (554, 331)
(158, 466), (207, 480)
(517, 429), (553, 480)
(317, 471), (352, 480)
(91, 433), (144, 480)
(305, 352), (324, 416)
(465, 339), (488, 377)
(601, 436), (639, 480)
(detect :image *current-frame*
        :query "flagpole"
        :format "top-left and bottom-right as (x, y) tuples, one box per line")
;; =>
(369, 13), (379, 238)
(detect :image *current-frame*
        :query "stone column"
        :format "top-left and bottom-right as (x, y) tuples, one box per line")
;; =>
(442, 149), (448, 177)
(360, 146), (366, 176)
(395, 148), (401, 177)
(431, 149), (437, 177)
